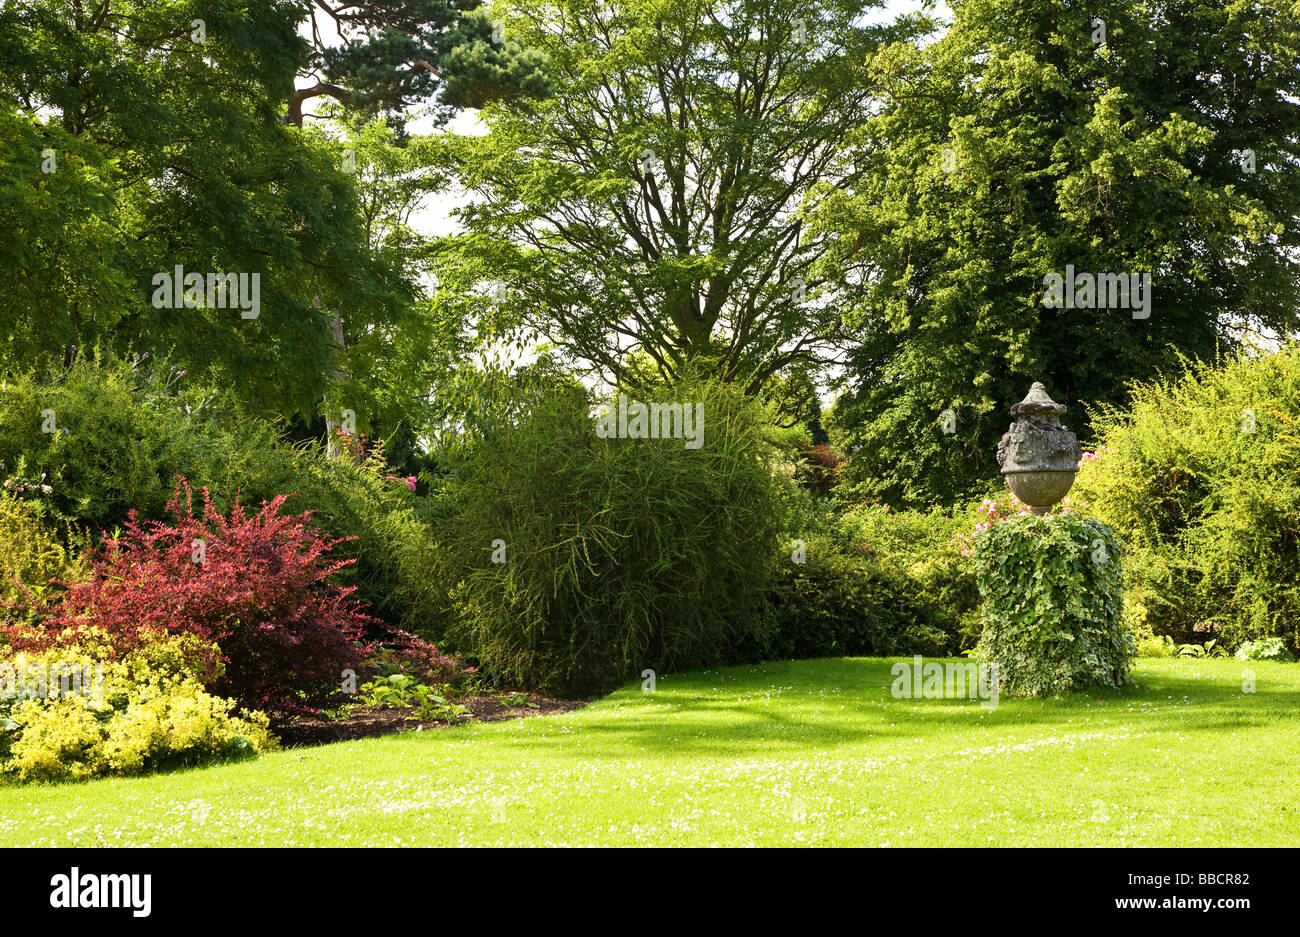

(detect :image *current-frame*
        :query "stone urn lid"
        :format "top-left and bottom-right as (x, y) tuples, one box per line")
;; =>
(1010, 382), (1067, 419)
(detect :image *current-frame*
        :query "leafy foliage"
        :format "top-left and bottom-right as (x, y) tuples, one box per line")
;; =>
(0, 357), (449, 636)
(442, 375), (783, 695)
(428, 0), (929, 394)
(357, 673), (470, 723)
(0, 356), (271, 535)
(1072, 345), (1300, 653)
(8, 483), (373, 715)
(0, 2), (436, 425)
(974, 514), (1133, 697)
(817, 0), (1300, 506)
(1235, 638), (1294, 662)
(760, 535), (953, 661)
(0, 493), (83, 624)
(1, 642), (275, 783)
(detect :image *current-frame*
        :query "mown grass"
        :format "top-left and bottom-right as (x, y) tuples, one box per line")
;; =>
(1, 657), (1296, 846)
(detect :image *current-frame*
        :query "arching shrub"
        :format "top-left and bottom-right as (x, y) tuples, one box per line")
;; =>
(444, 376), (783, 695)
(1071, 345), (1300, 653)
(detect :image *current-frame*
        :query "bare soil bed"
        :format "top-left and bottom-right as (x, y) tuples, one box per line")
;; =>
(274, 694), (589, 748)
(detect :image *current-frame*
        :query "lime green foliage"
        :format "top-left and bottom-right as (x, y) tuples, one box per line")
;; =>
(444, 377), (782, 695)
(975, 514), (1133, 697)
(1235, 638), (1294, 663)
(0, 494), (83, 623)
(1, 657), (1296, 846)
(1136, 633), (1175, 658)
(1, 641), (274, 783)
(1072, 345), (1300, 653)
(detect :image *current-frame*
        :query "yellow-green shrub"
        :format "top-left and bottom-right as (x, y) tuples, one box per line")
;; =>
(0, 493), (83, 625)
(1, 642), (274, 783)
(1072, 345), (1300, 653)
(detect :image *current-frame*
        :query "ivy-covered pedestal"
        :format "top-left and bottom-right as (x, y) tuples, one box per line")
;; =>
(977, 383), (1133, 696)
(974, 515), (1132, 696)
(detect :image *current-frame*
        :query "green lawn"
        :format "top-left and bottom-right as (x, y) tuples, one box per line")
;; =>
(1, 657), (1296, 846)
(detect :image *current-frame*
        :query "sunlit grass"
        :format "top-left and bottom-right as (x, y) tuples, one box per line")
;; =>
(1, 657), (1296, 846)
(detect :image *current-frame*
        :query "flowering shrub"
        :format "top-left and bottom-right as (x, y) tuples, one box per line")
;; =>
(1076, 446), (1110, 468)
(955, 493), (1081, 556)
(8, 481), (374, 714)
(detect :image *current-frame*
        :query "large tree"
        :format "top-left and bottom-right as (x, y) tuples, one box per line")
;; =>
(428, 0), (931, 394)
(0, 0), (541, 429)
(288, 0), (549, 127)
(0, 0), (398, 419)
(813, 0), (1300, 507)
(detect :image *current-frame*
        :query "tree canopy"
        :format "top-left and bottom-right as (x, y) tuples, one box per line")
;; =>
(811, 0), (1300, 506)
(427, 0), (932, 395)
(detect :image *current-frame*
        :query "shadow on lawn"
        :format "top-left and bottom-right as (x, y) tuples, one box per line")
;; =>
(472, 657), (1300, 760)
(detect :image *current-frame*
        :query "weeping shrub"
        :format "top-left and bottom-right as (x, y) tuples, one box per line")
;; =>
(1071, 345), (1300, 653)
(443, 376), (783, 695)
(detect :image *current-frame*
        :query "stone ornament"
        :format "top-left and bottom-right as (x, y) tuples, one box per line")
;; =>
(996, 382), (1082, 514)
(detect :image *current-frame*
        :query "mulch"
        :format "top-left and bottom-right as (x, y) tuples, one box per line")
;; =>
(273, 693), (589, 748)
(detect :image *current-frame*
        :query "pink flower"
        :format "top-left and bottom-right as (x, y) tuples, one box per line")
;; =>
(404, 476), (417, 491)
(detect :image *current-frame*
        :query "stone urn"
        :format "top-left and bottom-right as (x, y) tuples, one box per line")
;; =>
(996, 382), (1082, 515)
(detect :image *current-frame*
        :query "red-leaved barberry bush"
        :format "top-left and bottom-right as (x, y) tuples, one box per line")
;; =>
(8, 480), (375, 714)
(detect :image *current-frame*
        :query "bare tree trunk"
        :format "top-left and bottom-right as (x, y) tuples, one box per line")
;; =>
(323, 306), (352, 460)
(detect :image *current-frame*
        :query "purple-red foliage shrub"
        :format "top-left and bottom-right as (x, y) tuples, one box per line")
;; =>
(9, 481), (375, 714)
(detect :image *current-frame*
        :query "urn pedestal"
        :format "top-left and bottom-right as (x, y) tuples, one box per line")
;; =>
(996, 383), (1082, 514)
